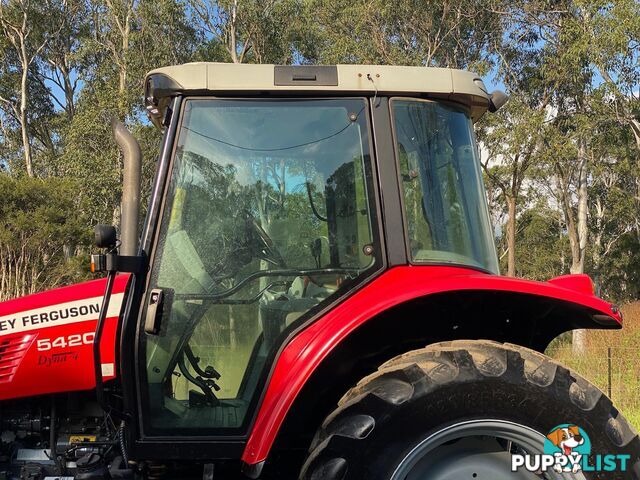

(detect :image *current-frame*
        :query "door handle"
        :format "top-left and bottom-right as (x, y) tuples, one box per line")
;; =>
(144, 288), (164, 335)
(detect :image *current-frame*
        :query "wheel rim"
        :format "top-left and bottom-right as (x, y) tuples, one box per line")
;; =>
(390, 419), (587, 480)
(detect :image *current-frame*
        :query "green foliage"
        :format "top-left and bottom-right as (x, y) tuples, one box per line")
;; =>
(511, 206), (570, 280)
(188, 0), (302, 64)
(0, 173), (90, 300)
(301, 0), (501, 71)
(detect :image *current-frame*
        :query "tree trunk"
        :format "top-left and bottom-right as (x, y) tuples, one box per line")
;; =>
(592, 197), (604, 272)
(229, 0), (239, 63)
(559, 179), (580, 275)
(576, 142), (588, 272)
(61, 61), (75, 120)
(571, 142), (589, 355)
(104, 0), (132, 117)
(19, 31), (33, 177)
(506, 194), (517, 277)
(631, 119), (640, 206)
(572, 329), (587, 356)
(118, 13), (129, 117)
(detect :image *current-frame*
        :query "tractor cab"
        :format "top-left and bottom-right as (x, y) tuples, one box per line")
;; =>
(134, 64), (500, 439)
(0, 62), (633, 480)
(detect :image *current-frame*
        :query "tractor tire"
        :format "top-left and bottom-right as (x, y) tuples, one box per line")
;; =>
(300, 340), (640, 480)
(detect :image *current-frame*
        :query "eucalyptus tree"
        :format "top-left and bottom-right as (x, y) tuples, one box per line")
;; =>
(302, 0), (503, 70)
(479, 99), (546, 277)
(0, 0), (61, 176)
(188, 0), (301, 64)
(39, 0), (88, 122)
(583, 0), (640, 153)
(58, 0), (198, 226)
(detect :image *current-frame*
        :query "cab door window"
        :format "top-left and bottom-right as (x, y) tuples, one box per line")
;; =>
(142, 98), (380, 435)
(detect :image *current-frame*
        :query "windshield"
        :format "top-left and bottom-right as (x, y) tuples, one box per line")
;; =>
(142, 98), (379, 434)
(391, 99), (498, 273)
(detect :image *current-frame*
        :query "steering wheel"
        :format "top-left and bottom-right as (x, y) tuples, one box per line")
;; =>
(249, 218), (286, 267)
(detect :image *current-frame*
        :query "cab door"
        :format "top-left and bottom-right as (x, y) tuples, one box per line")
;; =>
(132, 96), (381, 452)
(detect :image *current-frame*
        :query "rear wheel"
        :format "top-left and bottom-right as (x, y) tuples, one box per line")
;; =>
(300, 340), (640, 480)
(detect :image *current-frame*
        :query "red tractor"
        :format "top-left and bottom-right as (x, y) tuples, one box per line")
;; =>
(0, 63), (637, 479)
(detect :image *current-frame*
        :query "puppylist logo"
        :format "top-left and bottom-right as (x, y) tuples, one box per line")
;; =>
(511, 424), (631, 474)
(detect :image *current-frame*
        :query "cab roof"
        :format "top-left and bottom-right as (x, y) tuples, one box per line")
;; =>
(144, 63), (496, 128)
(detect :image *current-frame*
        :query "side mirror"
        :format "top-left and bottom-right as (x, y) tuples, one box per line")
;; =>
(94, 224), (117, 249)
(91, 224), (117, 273)
(488, 90), (509, 113)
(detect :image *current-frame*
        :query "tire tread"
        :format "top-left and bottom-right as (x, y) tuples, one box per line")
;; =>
(300, 340), (640, 480)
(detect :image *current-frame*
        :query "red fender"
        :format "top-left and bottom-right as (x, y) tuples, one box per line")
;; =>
(0, 274), (131, 400)
(242, 266), (621, 465)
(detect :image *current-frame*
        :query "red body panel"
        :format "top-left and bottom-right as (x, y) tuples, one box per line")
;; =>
(0, 274), (130, 400)
(242, 266), (621, 465)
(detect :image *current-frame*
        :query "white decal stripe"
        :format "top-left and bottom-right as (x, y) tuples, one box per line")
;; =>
(0, 293), (125, 336)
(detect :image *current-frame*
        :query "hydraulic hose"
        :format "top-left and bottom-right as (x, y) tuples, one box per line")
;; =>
(119, 421), (129, 465)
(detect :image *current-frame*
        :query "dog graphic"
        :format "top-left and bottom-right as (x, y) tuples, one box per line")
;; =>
(547, 425), (585, 473)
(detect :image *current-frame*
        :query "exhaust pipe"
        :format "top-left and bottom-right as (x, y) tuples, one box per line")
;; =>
(111, 120), (141, 257)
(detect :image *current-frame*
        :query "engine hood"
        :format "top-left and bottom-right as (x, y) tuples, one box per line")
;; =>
(0, 274), (131, 400)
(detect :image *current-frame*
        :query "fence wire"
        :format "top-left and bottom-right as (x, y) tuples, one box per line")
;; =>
(548, 346), (640, 428)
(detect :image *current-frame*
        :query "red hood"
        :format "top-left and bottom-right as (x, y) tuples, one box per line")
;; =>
(0, 274), (131, 400)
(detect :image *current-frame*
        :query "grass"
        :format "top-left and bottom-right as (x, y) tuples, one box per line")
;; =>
(546, 302), (640, 431)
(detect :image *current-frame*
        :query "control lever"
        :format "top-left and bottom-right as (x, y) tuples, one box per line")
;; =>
(185, 345), (221, 380)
